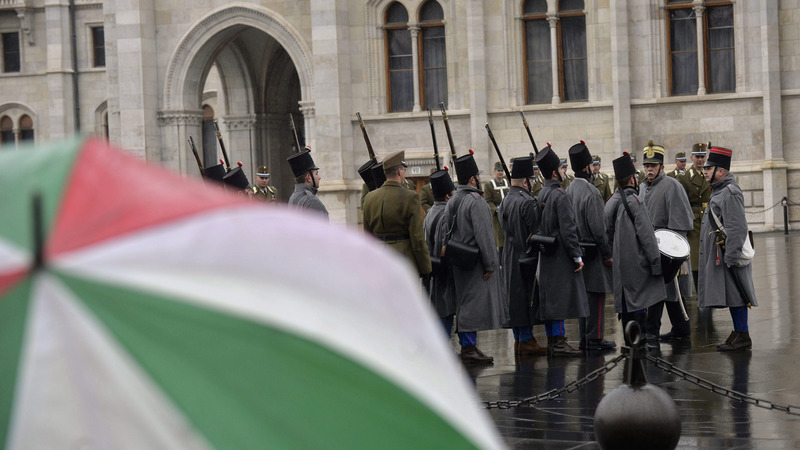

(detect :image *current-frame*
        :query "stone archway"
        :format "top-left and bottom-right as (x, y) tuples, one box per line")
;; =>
(159, 3), (314, 196)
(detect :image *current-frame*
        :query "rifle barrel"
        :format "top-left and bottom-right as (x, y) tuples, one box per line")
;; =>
(519, 110), (539, 156)
(485, 123), (512, 182)
(439, 103), (458, 177)
(427, 109), (441, 171)
(213, 121), (231, 171)
(356, 112), (378, 163)
(289, 114), (302, 154)
(188, 136), (205, 177)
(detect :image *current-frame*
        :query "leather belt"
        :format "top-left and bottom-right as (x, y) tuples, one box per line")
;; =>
(380, 234), (410, 242)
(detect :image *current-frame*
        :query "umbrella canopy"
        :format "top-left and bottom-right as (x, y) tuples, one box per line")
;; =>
(0, 137), (504, 449)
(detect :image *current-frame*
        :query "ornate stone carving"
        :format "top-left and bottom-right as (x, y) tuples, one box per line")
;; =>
(156, 110), (203, 126)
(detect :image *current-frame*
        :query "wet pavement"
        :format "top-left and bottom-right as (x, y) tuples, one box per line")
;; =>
(451, 232), (800, 449)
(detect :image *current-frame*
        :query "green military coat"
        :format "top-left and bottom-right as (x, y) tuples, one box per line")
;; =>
(592, 172), (613, 202)
(363, 180), (432, 275)
(483, 178), (509, 248)
(676, 167), (711, 269)
(420, 183), (434, 213)
(253, 185), (279, 202)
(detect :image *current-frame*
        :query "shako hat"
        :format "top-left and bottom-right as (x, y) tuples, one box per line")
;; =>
(704, 146), (732, 170)
(383, 151), (407, 170)
(358, 159), (386, 192)
(535, 144), (561, 178)
(510, 155), (534, 179)
(287, 147), (318, 178)
(692, 142), (708, 157)
(222, 162), (250, 190)
(203, 162), (226, 184)
(642, 140), (665, 165)
(256, 165), (270, 177)
(675, 152), (687, 162)
(613, 152), (637, 180)
(454, 150), (481, 183)
(568, 140), (593, 171)
(430, 168), (456, 199)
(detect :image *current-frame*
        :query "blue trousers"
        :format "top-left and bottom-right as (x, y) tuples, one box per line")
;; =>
(512, 326), (533, 342)
(544, 320), (565, 337)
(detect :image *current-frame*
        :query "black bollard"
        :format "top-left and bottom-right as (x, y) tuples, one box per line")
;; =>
(594, 321), (681, 450)
(783, 197), (789, 235)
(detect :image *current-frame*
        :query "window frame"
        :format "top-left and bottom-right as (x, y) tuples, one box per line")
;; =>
(1, 31), (21, 74)
(703, 1), (734, 94)
(417, 0), (447, 110)
(521, 2), (550, 104)
(555, 1), (587, 102)
(384, 2), (413, 112)
(91, 26), (106, 68)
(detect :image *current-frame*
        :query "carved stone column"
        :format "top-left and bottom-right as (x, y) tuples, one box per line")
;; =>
(547, 14), (561, 104)
(223, 114), (258, 179)
(409, 25), (422, 112)
(693, 3), (706, 95)
(156, 110), (203, 176)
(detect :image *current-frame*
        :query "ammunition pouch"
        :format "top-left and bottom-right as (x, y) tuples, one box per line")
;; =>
(528, 234), (558, 255)
(442, 240), (480, 269)
(579, 241), (598, 258)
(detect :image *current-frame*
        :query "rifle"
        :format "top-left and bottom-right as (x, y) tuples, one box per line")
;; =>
(289, 114), (302, 154)
(355, 112), (386, 191)
(485, 123), (511, 183)
(519, 110), (539, 156)
(427, 108), (441, 171)
(213, 120), (232, 171)
(439, 102), (458, 178)
(187, 136), (205, 177)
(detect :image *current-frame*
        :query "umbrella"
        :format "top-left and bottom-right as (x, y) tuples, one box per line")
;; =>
(0, 137), (503, 449)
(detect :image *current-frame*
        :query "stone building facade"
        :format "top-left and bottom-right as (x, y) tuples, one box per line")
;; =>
(0, 0), (797, 230)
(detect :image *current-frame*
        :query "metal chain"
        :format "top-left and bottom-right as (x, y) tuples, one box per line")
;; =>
(646, 355), (800, 416)
(483, 354), (626, 409)
(745, 198), (799, 215)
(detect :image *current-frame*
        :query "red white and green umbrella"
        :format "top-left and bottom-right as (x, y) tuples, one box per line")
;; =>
(0, 137), (503, 449)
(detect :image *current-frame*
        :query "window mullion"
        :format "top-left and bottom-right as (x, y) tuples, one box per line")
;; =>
(547, 13), (560, 104)
(695, 4), (706, 95)
(409, 25), (421, 112)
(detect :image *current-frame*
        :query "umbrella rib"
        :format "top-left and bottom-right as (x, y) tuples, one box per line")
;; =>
(32, 191), (44, 270)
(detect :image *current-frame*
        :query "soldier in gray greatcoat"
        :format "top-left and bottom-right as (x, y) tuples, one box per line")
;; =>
(638, 141), (694, 345)
(604, 153), (666, 336)
(567, 142), (615, 352)
(287, 148), (328, 220)
(699, 146), (757, 352)
(533, 145), (587, 357)
(424, 168), (457, 336)
(497, 156), (546, 356)
(440, 152), (505, 364)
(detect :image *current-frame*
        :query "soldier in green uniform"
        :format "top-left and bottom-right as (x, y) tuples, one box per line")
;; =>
(363, 151), (432, 278)
(249, 165), (279, 202)
(667, 152), (687, 178)
(419, 168), (435, 213)
(559, 158), (574, 189)
(531, 163), (544, 198)
(591, 155), (613, 202)
(483, 161), (509, 250)
(676, 143), (711, 294)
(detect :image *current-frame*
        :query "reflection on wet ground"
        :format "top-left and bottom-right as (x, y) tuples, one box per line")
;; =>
(451, 232), (800, 449)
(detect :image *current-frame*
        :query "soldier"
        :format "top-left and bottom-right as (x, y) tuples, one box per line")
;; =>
(567, 142), (615, 351)
(287, 147), (328, 219)
(699, 146), (757, 351)
(613, 151), (645, 192)
(638, 141), (694, 345)
(667, 152), (687, 178)
(222, 163), (250, 195)
(441, 152), (504, 364)
(424, 168), (457, 336)
(363, 151), (432, 279)
(604, 153), (666, 335)
(497, 155), (546, 356)
(531, 163), (545, 199)
(591, 155), (613, 202)
(250, 165), (279, 202)
(676, 143), (712, 294)
(533, 145), (587, 357)
(483, 161), (509, 250)
(559, 158), (574, 189)
(419, 168), (436, 213)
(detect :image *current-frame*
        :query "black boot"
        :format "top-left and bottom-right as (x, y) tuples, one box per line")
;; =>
(547, 336), (581, 357)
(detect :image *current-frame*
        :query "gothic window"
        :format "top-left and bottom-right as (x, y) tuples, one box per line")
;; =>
(667, 0), (734, 95)
(419, 0), (447, 109)
(202, 105), (217, 167)
(558, 0), (587, 101)
(0, 116), (13, 147)
(522, 0), (551, 104)
(2, 32), (20, 73)
(92, 27), (106, 68)
(385, 2), (413, 112)
(19, 115), (33, 143)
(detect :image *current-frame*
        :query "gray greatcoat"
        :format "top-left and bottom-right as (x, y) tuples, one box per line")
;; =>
(424, 201), (456, 318)
(567, 176), (612, 293)
(605, 188), (667, 312)
(698, 174), (757, 308)
(497, 186), (540, 327)
(535, 180), (589, 321)
(639, 172), (694, 298)
(440, 185), (505, 332)
(288, 184), (329, 219)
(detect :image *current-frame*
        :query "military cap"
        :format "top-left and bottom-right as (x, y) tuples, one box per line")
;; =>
(203, 163), (226, 184)
(704, 146), (732, 170)
(560, 158), (568, 167)
(256, 165), (270, 177)
(568, 141), (593, 171)
(613, 152), (637, 180)
(535, 145), (561, 178)
(511, 155), (534, 179)
(592, 155), (601, 165)
(383, 150), (407, 170)
(223, 163), (250, 190)
(692, 142), (708, 157)
(675, 152), (687, 162)
(454, 150), (482, 183)
(494, 161), (503, 171)
(430, 168), (456, 199)
(642, 140), (665, 165)
(287, 148), (318, 178)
